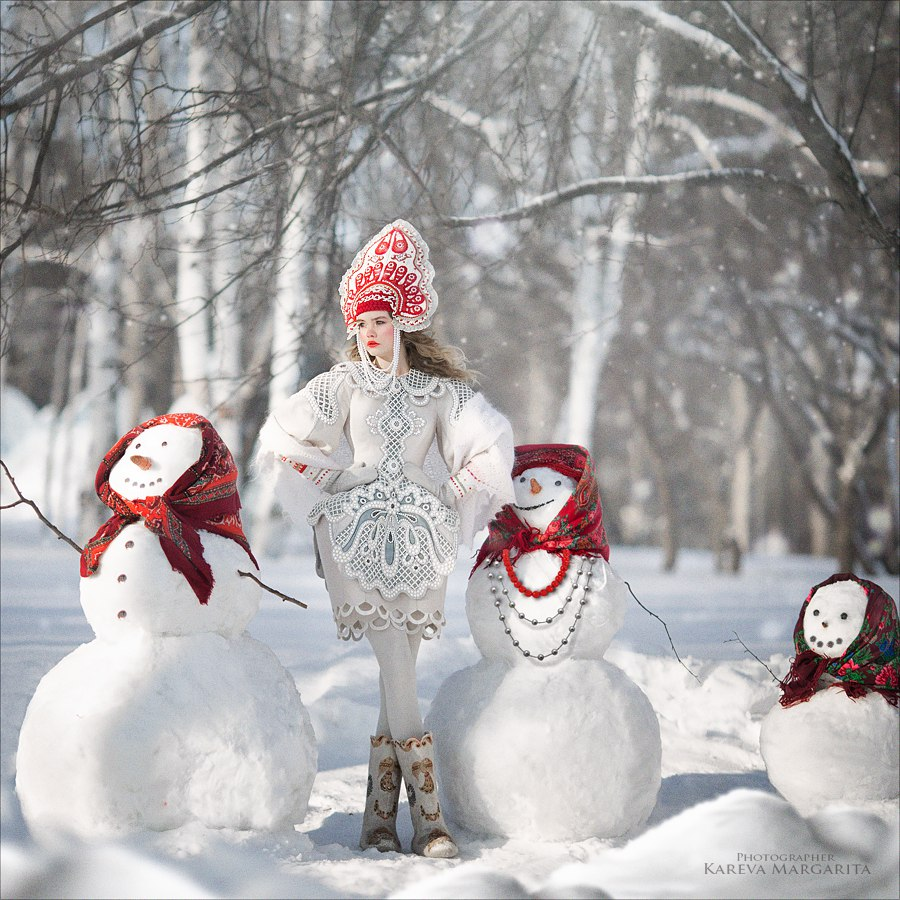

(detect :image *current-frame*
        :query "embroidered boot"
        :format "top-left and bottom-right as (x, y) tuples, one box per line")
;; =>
(394, 733), (459, 858)
(359, 735), (402, 852)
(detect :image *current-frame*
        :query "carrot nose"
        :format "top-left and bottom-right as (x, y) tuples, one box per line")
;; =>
(530, 478), (542, 495)
(130, 454), (152, 471)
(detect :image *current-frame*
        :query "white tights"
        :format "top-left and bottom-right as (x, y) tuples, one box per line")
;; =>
(367, 628), (424, 742)
(314, 521), (436, 743)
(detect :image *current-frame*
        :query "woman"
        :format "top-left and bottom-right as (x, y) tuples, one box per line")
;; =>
(257, 220), (514, 857)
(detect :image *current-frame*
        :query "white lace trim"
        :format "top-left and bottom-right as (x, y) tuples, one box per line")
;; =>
(333, 601), (445, 642)
(304, 363), (354, 425)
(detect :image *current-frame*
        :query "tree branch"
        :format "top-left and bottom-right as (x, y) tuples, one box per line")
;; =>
(1, 1), (145, 96)
(441, 168), (826, 227)
(713, 1), (895, 253)
(1, 1), (216, 115)
(238, 570), (307, 609)
(0, 458), (83, 552)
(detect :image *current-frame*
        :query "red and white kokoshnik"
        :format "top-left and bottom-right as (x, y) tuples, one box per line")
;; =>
(339, 219), (438, 334)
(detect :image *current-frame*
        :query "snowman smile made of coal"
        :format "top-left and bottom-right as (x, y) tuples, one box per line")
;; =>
(15, 413), (317, 838)
(427, 444), (661, 841)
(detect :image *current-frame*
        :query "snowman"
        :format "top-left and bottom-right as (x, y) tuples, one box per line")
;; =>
(15, 413), (317, 838)
(759, 573), (899, 817)
(427, 444), (661, 841)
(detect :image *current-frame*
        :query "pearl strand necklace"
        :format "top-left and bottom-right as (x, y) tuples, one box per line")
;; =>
(487, 557), (595, 661)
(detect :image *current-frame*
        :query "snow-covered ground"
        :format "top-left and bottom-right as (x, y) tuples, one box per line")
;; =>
(2, 502), (897, 898)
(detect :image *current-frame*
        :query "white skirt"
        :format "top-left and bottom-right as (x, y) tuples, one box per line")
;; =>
(313, 520), (448, 642)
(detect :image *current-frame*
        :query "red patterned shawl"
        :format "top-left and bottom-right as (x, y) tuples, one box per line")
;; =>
(472, 443), (610, 574)
(779, 573), (899, 708)
(80, 413), (258, 604)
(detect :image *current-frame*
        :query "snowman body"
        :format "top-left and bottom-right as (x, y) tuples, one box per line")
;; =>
(760, 579), (899, 816)
(80, 521), (258, 639)
(428, 462), (661, 840)
(16, 419), (317, 838)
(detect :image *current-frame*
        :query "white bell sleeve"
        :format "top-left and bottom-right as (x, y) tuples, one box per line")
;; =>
(436, 382), (515, 547)
(255, 363), (353, 524)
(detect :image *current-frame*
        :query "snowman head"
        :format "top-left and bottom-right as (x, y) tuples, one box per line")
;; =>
(512, 466), (577, 532)
(108, 423), (203, 500)
(802, 580), (868, 658)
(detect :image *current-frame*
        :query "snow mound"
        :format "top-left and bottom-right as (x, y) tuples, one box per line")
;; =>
(390, 789), (899, 899)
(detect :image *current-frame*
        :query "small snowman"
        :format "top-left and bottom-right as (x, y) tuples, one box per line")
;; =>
(760, 573), (899, 817)
(428, 444), (661, 841)
(16, 413), (317, 838)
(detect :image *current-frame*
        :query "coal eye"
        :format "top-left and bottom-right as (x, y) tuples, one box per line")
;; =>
(812, 609), (819, 616)
(162, 441), (168, 447)
(135, 443), (141, 449)
(840, 612), (848, 620)
(555, 480), (561, 486)
(519, 476), (526, 482)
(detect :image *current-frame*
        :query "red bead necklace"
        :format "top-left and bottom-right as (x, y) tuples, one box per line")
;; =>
(502, 548), (572, 598)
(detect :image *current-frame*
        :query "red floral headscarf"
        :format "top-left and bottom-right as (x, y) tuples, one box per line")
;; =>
(472, 444), (610, 574)
(80, 413), (258, 604)
(779, 573), (899, 708)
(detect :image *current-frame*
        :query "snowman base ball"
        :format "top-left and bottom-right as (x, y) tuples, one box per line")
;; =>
(427, 657), (661, 841)
(760, 687), (899, 817)
(16, 631), (317, 838)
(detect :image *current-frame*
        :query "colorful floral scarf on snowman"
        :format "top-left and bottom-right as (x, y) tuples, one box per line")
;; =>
(80, 413), (258, 604)
(779, 573), (899, 708)
(472, 443), (610, 574)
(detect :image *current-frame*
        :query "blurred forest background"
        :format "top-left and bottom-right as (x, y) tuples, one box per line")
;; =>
(2, 0), (898, 574)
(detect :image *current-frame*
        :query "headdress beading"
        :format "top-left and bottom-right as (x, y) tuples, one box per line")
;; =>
(339, 219), (438, 335)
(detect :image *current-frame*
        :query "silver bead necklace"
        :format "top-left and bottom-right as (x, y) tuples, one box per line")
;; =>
(487, 556), (596, 661)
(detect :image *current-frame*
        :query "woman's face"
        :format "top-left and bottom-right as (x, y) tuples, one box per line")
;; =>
(356, 311), (395, 367)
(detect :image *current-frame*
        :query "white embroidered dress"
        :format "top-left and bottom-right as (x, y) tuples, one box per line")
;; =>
(258, 362), (514, 640)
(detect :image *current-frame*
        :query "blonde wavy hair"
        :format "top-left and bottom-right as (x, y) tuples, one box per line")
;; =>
(347, 327), (476, 384)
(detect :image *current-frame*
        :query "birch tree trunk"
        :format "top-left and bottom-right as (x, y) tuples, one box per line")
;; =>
(172, 17), (212, 414)
(556, 36), (660, 447)
(77, 233), (122, 538)
(252, 0), (327, 553)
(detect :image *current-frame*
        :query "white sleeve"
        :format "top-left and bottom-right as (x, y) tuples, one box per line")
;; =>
(254, 363), (353, 522)
(436, 382), (515, 547)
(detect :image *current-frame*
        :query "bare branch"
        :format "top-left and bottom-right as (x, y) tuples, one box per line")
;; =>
(442, 168), (826, 227)
(725, 632), (781, 683)
(602, 0), (745, 67)
(714, 1), (895, 253)
(622, 579), (700, 682)
(238, 570), (307, 609)
(0, 458), (83, 552)
(2, 1), (145, 96)
(1, 1), (216, 115)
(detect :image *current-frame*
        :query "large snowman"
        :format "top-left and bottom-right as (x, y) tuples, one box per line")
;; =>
(760, 573), (899, 817)
(16, 413), (317, 838)
(427, 444), (661, 841)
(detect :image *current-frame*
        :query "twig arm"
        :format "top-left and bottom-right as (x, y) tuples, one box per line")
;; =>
(238, 570), (308, 609)
(725, 631), (782, 683)
(623, 579), (700, 682)
(0, 458), (83, 553)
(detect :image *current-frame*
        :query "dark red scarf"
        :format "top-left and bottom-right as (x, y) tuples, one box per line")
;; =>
(80, 413), (258, 604)
(472, 443), (610, 574)
(779, 573), (899, 708)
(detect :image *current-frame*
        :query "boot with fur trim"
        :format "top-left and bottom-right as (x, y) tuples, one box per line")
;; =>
(393, 732), (458, 858)
(359, 735), (402, 852)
